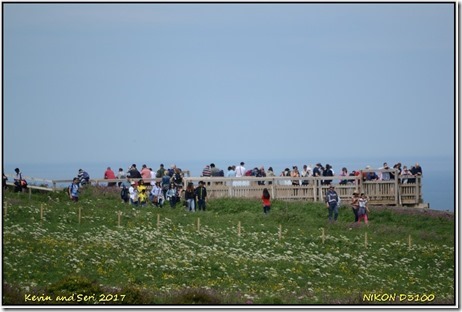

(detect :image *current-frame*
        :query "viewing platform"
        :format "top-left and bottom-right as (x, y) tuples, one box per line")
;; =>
(4, 169), (427, 208)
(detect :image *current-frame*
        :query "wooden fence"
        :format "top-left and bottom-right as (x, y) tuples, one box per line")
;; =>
(4, 170), (426, 208)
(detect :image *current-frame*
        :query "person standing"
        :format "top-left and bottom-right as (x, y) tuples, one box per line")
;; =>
(235, 162), (246, 177)
(140, 164), (151, 184)
(379, 162), (391, 181)
(357, 193), (370, 224)
(156, 164), (165, 179)
(301, 165), (312, 186)
(325, 185), (339, 222)
(409, 163), (423, 183)
(322, 164), (334, 185)
(117, 168), (126, 187)
(104, 167), (117, 187)
(184, 182), (196, 212)
(172, 168), (184, 191)
(129, 181), (139, 206)
(68, 177), (80, 202)
(350, 191), (360, 223)
(166, 183), (178, 208)
(150, 181), (164, 207)
(266, 167), (275, 185)
(150, 168), (157, 188)
(195, 181), (207, 211)
(161, 171), (171, 199)
(127, 164), (141, 179)
(120, 179), (130, 204)
(13, 168), (26, 192)
(78, 169), (90, 186)
(262, 188), (271, 214)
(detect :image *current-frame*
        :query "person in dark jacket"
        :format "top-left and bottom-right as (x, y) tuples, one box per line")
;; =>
(325, 185), (339, 222)
(127, 164), (141, 179)
(195, 181), (207, 211)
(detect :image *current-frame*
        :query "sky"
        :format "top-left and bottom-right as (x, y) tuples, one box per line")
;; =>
(2, 3), (456, 168)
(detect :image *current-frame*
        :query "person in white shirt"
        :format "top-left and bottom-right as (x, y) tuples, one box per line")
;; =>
(235, 162), (246, 177)
(234, 162), (246, 186)
(129, 182), (138, 206)
(150, 168), (157, 187)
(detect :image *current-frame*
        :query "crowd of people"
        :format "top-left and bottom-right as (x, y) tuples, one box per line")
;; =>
(200, 161), (423, 185)
(5, 161), (423, 218)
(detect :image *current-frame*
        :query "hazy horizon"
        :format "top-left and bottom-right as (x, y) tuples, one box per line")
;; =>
(3, 3), (455, 168)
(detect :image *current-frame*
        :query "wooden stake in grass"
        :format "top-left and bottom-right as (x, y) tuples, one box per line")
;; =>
(365, 232), (368, 248)
(197, 218), (201, 232)
(321, 228), (325, 244)
(408, 234), (412, 249)
(118, 211), (122, 227)
(78, 207), (82, 224)
(278, 224), (282, 240)
(40, 204), (44, 222)
(157, 214), (160, 229)
(238, 221), (241, 237)
(4, 202), (7, 217)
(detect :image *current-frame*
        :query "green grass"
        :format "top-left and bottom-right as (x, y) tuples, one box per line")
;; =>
(2, 186), (455, 305)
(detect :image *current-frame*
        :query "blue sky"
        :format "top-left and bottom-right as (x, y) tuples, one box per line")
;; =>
(3, 3), (455, 167)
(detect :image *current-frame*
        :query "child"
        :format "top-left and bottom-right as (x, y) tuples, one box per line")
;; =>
(68, 177), (80, 202)
(262, 188), (271, 214)
(357, 193), (370, 224)
(195, 181), (207, 211)
(138, 189), (148, 207)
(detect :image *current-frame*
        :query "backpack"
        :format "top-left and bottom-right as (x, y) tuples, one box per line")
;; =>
(120, 186), (129, 200)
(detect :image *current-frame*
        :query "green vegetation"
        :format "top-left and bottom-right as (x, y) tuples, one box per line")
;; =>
(2, 186), (455, 305)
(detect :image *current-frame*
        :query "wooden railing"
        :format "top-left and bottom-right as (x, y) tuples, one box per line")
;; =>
(181, 174), (424, 207)
(4, 170), (426, 207)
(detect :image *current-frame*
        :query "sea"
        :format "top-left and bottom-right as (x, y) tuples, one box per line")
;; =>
(3, 156), (456, 212)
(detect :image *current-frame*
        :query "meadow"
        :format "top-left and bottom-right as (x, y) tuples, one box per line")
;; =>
(2, 186), (455, 305)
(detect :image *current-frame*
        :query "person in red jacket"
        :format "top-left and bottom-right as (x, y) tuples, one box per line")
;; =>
(104, 167), (116, 187)
(262, 188), (271, 215)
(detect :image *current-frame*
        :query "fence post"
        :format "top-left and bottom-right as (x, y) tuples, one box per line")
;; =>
(313, 179), (318, 202)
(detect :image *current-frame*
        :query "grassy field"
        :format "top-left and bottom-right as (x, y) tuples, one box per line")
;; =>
(2, 185), (455, 305)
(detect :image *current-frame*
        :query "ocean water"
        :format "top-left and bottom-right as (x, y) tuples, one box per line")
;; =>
(3, 156), (455, 211)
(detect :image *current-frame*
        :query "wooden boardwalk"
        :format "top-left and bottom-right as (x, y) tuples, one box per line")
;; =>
(4, 170), (426, 208)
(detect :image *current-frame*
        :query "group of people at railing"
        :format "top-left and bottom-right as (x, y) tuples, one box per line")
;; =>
(3, 160), (422, 201)
(198, 161), (423, 186)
